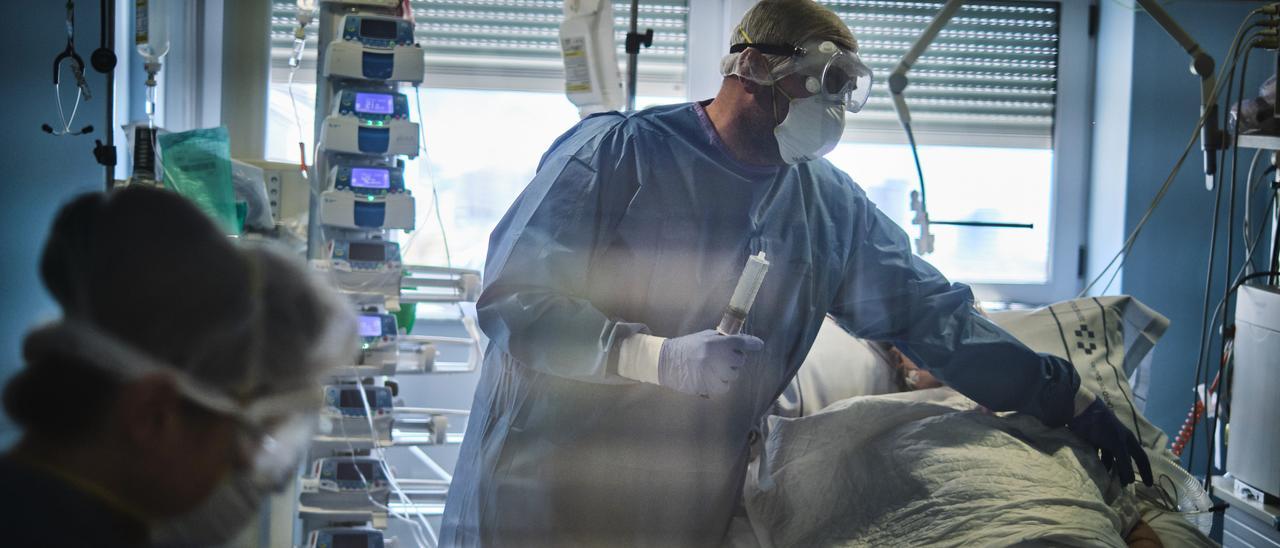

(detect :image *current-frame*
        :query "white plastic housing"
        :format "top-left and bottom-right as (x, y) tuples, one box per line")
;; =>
(320, 190), (416, 231)
(323, 40), (425, 83)
(319, 115), (419, 157)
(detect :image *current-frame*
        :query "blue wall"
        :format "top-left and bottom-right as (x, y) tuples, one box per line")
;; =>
(0, 2), (117, 445)
(1108, 0), (1272, 472)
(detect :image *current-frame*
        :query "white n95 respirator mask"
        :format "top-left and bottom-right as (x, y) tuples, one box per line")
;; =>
(774, 91), (846, 164)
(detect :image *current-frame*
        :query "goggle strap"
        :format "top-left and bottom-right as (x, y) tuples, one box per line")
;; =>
(729, 43), (805, 57)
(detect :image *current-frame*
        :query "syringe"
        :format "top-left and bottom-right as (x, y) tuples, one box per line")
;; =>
(717, 251), (769, 335)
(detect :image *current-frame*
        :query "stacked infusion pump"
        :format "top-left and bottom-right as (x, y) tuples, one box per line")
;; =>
(298, 3), (475, 547)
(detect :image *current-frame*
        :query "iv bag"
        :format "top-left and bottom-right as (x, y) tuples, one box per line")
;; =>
(135, 0), (170, 64)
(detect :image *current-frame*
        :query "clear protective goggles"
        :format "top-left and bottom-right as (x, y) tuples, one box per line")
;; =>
(726, 39), (874, 113)
(24, 321), (324, 490)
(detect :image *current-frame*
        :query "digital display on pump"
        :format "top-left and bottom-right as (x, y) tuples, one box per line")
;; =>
(347, 242), (386, 262)
(339, 388), (382, 408)
(335, 461), (377, 481)
(350, 167), (391, 189)
(360, 18), (398, 40)
(357, 315), (383, 337)
(333, 533), (371, 548)
(354, 92), (394, 115)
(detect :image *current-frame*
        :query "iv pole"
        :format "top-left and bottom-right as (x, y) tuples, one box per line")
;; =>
(623, 0), (652, 112)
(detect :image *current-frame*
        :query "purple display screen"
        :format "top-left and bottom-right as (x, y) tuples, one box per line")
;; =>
(350, 167), (390, 189)
(354, 92), (394, 114)
(357, 315), (383, 337)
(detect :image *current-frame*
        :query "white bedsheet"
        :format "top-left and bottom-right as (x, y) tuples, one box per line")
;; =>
(743, 388), (1145, 548)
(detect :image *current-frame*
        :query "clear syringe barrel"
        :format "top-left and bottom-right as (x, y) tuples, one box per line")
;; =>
(717, 251), (769, 335)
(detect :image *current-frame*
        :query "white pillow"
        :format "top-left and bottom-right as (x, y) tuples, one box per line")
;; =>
(987, 295), (1171, 458)
(775, 316), (899, 417)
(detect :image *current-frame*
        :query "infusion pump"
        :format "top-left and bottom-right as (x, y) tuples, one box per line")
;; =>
(319, 90), (419, 157)
(324, 14), (424, 83)
(320, 163), (415, 231)
(320, 239), (403, 305)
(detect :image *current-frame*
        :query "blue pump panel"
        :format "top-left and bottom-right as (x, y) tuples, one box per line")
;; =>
(353, 201), (387, 228)
(357, 127), (390, 153)
(362, 52), (395, 80)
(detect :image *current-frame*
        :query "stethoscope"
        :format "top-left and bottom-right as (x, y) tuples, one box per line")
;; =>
(44, 0), (114, 137)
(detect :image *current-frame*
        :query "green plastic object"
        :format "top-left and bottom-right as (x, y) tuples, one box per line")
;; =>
(394, 303), (417, 335)
(158, 126), (238, 234)
(235, 202), (248, 234)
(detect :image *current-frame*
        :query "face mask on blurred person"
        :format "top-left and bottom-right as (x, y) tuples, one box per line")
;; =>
(149, 474), (267, 547)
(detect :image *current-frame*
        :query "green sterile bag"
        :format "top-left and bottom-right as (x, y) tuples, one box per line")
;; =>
(158, 126), (238, 234)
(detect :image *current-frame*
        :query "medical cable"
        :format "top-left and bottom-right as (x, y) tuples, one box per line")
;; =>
(1080, 14), (1264, 296)
(1195, 36), (1272, 482)
(1241, 156), (1277, 272)
(330, 368), (434, 547)
(410, 84), (453, 269)
(1241, 149), (1264, 269)
(1187, 36), (1251, 472)
(1184, 185), (1276, 472)
(354, 376), (438, 547)
(1182, 27), (1267, 468)
(1086, 16), (1268, 295)
(905, 121), (928, 223)
(1201, 39), (1262, 483)
(403, 0), (455, 269)
(349, 374), (435, 547)
(334, 399), (433, 548)
(336, 374), (435, 548)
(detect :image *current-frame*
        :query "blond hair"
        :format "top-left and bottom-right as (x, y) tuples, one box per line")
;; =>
(733, 0), (857, 70)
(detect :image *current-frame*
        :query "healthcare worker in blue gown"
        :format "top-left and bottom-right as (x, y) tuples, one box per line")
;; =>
(441, 1), (1152, 545)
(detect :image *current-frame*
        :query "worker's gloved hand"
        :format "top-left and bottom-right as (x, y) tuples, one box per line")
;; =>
(1068, 396), (1154, 487)
(658, 329), (764, 398)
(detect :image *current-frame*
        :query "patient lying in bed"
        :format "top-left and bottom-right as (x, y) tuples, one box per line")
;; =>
(746, 303), (1214, 548)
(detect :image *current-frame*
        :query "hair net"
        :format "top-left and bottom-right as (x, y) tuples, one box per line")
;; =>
(23, 188), (357, 416)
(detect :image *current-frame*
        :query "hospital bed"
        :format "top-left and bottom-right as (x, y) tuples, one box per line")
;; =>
(728, 296), (1216, 547)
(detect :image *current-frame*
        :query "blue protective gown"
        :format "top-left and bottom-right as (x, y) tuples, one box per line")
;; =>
(440, 101), (1081, 547)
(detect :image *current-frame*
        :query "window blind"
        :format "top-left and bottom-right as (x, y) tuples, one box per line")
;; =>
(819, 0), (1060, 147)
(270, 0), (688, 95)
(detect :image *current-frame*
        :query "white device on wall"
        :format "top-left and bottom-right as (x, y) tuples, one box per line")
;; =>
(321, 163), (416, 231)
(324, 14), (424, 83)
(1225, 284), (1280, 500)
(319, 90), (419, 157)
(559, 0), (623, 116)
